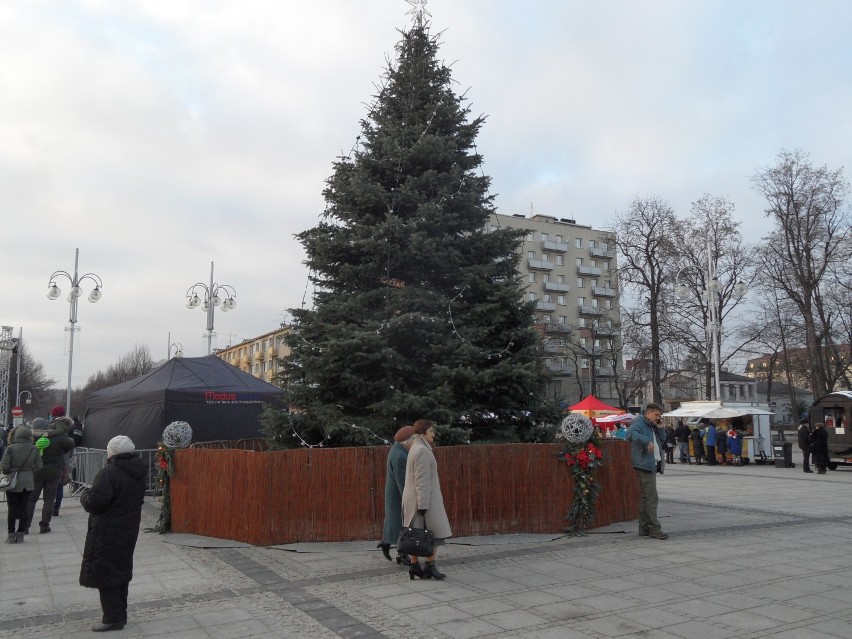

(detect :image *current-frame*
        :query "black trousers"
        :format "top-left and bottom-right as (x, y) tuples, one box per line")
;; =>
(99, 584), (129, 624)
(801, 449), (811, 472)
(26, 476), (59, 529)
(6, 490), (30, 533)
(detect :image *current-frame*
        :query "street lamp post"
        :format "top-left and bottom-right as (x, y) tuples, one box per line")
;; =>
(169, 342), (184, 358)
(185, 262), (236, 355)
(47, 248), (103, 413)
(17, 390), (33, 406)
(676, 240), (747, 401)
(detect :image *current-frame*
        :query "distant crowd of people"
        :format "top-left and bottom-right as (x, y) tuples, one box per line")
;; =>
(661, 418), (746, 467)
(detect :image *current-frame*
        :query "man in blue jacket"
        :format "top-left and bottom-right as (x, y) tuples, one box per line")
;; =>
(626, 403), (669, 540)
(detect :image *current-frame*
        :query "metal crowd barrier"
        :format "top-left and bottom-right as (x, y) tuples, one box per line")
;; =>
(70, 448), (160, 496)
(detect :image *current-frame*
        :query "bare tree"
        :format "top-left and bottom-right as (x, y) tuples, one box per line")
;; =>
(752, 149), (852, 397)
(75, 345), (159, 415)
(668, 195), (757, 398)
(6, 342), (57, 421)
(613, 196), (680, 403)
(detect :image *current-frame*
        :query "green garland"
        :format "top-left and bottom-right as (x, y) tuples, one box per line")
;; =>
(146, 442), (175, 534)
(560, 433), (604, 534)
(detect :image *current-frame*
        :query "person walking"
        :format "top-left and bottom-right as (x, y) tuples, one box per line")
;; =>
(378, 425), (415, 566)
(810, 422), (830, 475)
(626, 403), (669, 540)
(704, 420), (717, 465)
(797, 418), (813, 473)
(401, 419), (452, 580)
(1, 426), (42, 543)
(25, 416), (74, 534)
(674, 419), (691, 464)
(79, 435), (147, 632)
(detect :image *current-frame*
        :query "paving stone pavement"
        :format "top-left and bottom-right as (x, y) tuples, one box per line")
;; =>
(1, 448), (851, 638)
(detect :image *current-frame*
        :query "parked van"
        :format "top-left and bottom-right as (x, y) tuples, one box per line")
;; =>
(808, 391), (852, 470)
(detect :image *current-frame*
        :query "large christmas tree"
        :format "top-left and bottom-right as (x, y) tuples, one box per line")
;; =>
(267, 11), (555, 448)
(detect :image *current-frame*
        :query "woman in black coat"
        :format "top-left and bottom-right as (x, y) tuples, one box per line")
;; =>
(810, 423), (830, 474)
(79, 436), (147, 632)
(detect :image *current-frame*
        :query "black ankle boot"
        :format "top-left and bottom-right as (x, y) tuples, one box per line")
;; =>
(396, 554), (411, 566)
(423, 561), (446, 580)
(409, 562), (427, 580)
(377, 542), (392, 561)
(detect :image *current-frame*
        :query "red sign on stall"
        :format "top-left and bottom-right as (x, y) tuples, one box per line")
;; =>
(11, 406), (23, 418)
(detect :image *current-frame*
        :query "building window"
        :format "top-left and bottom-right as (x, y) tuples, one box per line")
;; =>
(557, 274), (565, 283)
(590, 240), (597, 249)
(556, 255), (565, 265)
(589, 259), (597, 268)
(557, 295), (566, 305)
(528, 251), (536, 259)
(592, 298), (599, 307)
(590, 279), (598, 288)
(529, 273), (536, 283)
(528, 292), (537, 301)
(575, 257), (583, 266)
(578, 317), (587, 327)
(580, 337), (588, 347)
(555, 235), (563, 242)
(601, 241), (608, 250)
(581, 358), (590, 369)
(575, 238), (583, 248)
(577, 278), (585, 288)
(558, 315), (567, 324)
(542, 314), (551, 323)
(578, 297), (586, 306)
(525, 231), (534, 241)
(604, 299), (612, 309)
(543, 253), (551, 262)
(542, 273), (550, 282)
(544, 294), (553, 303)
(541, 232), (548, 241)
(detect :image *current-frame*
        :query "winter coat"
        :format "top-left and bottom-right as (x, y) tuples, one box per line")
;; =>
(0, 427), (42, 492)
(79, 453), (147, 589)
(797, 424), (812, 451)
(626, 415), (664, 472)
(664, 425), (676, 447)
(690, 429), (706, 457)
(705, 424), (717, 447)
(810, 427), (830, 466)
(33, 419), (75, 482)
(674, 422), (690, 443)
(728, 432), (743, 456)
(383, 442), (409, 545)
(401, 435), (452, 540)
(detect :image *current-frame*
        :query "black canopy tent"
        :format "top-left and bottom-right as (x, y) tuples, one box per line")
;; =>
(82, 356), (284, 450)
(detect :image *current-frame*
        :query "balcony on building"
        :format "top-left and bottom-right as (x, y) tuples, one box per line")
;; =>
(589, 246), (614, 259)
(579, 305), (605, 316)
(592, 325), (617, 336)
(546, 363), (573, 376)
(528, 258), (555, 271)
(591, 286), (617, 297)
(543, 281), (570, 293)
(253, 350), (264, 363)
(536, 300), (557, 312)
(577, 265), (603, 276)
(543, 342), (563, 355)
(543, 323), (572, 335)
(542, 240), (568, 252)
(596, 365), (616, 377)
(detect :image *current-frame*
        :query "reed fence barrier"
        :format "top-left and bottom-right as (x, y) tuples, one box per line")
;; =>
(169, 441), (638, 546)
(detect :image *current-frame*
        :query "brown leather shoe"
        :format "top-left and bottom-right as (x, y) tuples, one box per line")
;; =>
(649, 531), (669, 540)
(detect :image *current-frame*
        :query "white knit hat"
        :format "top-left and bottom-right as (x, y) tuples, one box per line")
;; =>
(107, 435), (135, 458)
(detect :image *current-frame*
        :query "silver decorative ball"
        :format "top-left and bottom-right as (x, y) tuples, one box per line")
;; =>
(560, 413), (594, 443)
(162, 421), (193, 449)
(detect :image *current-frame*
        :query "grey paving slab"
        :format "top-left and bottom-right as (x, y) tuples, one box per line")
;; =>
(2, 459), (852, 638)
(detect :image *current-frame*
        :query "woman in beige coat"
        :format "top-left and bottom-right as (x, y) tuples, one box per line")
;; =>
(401, 419), (452, 580)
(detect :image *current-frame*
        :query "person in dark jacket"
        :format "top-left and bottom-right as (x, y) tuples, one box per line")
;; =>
(25, 416), (75, 534)
(625, 403), (669, 540)
(378, 425), (415, 565)
(810, 422), (830, 474)
(797, 419), (813, 473)
(674, 419), (691, 464)
(1, 426), (42, 543)
(79, 435), (147, 632)
(690, 428), (706, 464)
(716, 423), (729, 465)
(664, 424), (676, 463)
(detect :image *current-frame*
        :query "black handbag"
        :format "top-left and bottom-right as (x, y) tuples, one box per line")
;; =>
(397, 513), (435, 557)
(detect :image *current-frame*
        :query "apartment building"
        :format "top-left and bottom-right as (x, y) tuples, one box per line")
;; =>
(491, 212), (621, 406)
(213, 325), (291, 386)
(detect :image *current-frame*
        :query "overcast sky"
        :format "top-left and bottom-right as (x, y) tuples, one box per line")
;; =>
(2, 0), (850, 391)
